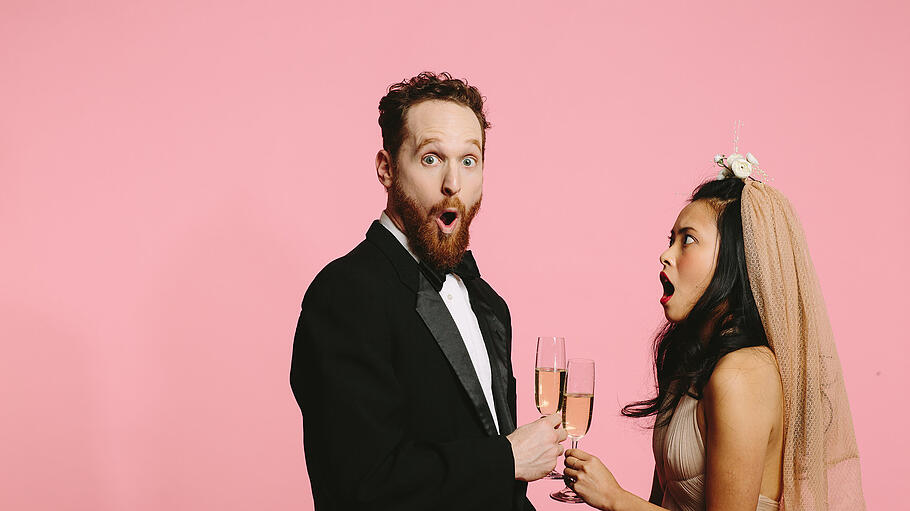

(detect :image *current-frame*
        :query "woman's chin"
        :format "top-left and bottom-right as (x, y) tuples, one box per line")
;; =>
(661, 305), (684, 323)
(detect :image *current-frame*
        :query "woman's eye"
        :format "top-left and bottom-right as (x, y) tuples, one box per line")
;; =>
(684, 234), (696, 245)
(462, 157), (477, 167)
(422, 155), (439, 165)
(667, 235), (674, 247)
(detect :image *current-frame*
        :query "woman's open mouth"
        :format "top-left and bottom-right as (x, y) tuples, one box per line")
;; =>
(436, 209), (460, 234)
(660, 272), (675, 305)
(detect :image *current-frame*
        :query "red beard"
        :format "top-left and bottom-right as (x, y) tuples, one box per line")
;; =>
(388, 178), (482, 271)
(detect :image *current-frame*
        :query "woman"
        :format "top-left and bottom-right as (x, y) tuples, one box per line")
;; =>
(563, 153), (865, 511)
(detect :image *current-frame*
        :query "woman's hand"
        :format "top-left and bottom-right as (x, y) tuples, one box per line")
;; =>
(563, 448), (627, 511)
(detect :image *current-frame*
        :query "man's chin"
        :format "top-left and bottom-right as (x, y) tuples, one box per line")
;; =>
(415, 221), (470, 270)
(386, 181), (480, 271)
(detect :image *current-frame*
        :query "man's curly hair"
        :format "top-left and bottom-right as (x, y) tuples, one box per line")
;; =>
(378, 72), (490, 163)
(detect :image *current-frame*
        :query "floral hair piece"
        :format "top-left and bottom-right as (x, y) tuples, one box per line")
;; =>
(714, 121), (770, 182)
(714, 152), (760, 180)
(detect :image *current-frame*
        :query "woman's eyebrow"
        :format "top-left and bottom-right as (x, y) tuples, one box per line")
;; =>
(672, 226), (698, 235)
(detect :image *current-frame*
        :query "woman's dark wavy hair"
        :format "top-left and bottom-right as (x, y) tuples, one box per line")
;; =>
(622, 178), (768, 427)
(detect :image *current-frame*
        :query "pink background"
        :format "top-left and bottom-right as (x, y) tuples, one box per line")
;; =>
(2, 1), (908, 509)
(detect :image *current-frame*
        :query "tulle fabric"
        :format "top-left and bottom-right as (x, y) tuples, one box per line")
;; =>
(741, 180), (865, 510)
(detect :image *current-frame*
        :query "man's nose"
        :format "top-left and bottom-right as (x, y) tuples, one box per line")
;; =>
(442, 162), (461, 196)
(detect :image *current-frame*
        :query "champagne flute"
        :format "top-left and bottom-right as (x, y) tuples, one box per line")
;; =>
(535, 336), (567, 479)
(550, 358), (594, 503)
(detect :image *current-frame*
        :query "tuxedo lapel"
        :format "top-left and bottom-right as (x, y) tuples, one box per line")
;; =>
(468, 287), (515, 434)
(368, 221), (508, 438)
(415, 274), (500, 437)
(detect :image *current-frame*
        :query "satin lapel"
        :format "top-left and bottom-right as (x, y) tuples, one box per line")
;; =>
(467, 284), (515, 434)
(414, 274), (499, 437)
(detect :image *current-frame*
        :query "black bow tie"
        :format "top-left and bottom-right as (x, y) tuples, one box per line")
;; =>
(418, 251), (481, 292)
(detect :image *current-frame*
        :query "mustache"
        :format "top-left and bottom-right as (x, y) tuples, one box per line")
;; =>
(426, 197), (467, 219)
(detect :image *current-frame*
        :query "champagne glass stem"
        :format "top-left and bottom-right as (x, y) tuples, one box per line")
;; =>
(550, 436), (584, 503)
(542, 414), (564, 479)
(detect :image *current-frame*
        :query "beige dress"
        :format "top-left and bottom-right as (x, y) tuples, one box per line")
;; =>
(652, 393), (779, 511)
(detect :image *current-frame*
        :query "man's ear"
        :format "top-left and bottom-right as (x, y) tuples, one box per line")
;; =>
(376, 150), (394, 189)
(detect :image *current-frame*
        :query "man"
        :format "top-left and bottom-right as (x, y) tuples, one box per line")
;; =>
(291, 72), (566, 510)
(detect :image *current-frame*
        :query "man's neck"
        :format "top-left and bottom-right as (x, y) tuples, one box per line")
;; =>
(379, 210), (419, 262)
(382, 208), (407, 234)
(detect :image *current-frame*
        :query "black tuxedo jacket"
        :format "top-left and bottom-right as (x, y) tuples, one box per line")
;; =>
(291, 221), (534, 510)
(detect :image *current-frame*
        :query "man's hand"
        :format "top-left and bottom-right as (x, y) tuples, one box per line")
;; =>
(506, 414), (568, 481)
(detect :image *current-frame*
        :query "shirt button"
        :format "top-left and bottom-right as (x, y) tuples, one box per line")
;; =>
(447, 294), (453, 300)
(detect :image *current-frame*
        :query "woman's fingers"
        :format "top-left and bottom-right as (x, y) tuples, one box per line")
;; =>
(563, 467), (579, 489)
(565, 448), (593, 461)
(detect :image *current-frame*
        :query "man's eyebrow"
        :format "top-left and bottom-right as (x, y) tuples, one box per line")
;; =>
(415, 137), (482, 155)
(415, 138), (440, 152)
(417, 137), (483, 152)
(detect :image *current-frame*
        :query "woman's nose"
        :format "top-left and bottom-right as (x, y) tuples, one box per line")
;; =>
(659, 247), (672, 267)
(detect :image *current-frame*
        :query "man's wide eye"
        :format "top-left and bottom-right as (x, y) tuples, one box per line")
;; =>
(462, 157), (476, 167)
(423, 155), (438, 165)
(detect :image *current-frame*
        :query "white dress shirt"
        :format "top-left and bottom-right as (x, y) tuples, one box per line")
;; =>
(379, 212), (500, 432)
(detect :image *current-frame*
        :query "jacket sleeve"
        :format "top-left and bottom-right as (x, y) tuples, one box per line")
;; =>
(290, 264), (519, 510)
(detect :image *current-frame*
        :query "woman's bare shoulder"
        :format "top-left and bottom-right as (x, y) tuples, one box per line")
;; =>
(705, 346), (781, 406)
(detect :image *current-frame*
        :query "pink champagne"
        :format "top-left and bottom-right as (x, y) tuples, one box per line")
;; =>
(535, 367), (567, 415)
(562, 393), (594, 439)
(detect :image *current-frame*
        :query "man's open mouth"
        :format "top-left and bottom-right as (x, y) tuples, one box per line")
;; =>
(440, 211), (457, 226)
(660, 272), (675, 304)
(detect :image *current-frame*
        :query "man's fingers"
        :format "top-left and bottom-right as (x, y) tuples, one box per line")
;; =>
(544, 413), (562, 427)
(565, 448), (593, 461)
(563, 467), (578, 478)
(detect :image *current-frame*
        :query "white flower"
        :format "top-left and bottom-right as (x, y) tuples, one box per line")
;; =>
(730, 158), (752, 178)
(724, 153), (743, 168)
(720, 153), (752, 178)
(715, 150), (760, 180)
